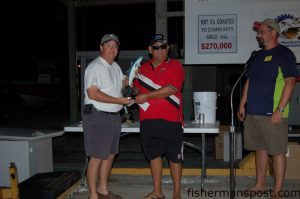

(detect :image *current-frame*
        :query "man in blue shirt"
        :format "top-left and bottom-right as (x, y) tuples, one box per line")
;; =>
(238, 19), (297, 198)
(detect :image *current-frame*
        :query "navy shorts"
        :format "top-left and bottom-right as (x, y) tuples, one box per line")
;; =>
(140, 119), (184, 163)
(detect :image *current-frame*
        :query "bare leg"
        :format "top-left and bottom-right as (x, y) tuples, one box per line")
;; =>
(98, 154), (115, 195)
(272, 154), (286, 198)
(87, 157), (101, 199)
(148, 157), (164, 197)
(253, 150), (268, 191)
(170, 161), (182, 199)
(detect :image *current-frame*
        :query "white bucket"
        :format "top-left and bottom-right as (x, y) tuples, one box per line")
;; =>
(193, 92), (217, 123)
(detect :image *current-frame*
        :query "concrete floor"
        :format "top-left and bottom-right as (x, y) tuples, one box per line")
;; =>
(54, 133), (300, 199)
(63, 175), (300, 199)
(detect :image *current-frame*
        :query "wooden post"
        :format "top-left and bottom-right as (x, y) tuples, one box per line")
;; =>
(0, 162), (19, 199)
(67, 1), (79, 123)
(155, 0), (167, 35)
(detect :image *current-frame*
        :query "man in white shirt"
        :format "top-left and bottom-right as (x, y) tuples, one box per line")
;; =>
(83, 34), (133, 199)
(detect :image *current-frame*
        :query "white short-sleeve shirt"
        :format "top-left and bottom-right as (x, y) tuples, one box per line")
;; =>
(84, 56), (125, 112)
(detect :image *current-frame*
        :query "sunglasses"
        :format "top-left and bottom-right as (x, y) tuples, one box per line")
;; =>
(151, 44), (168, 50)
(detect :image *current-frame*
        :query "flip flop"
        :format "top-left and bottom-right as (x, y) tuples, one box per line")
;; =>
(144, 193), (166, 199)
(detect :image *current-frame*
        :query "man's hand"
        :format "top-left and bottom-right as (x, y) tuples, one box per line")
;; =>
(271, 111), (282, 125)
(135, 93), (149, 104)
(118, 97), (134, 105)
(237, 106), (246, 122)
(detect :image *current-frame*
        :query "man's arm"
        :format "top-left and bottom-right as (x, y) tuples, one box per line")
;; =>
(135, 85), (176, 104)
(271, 77), (296, 125)
(238, 79), (249, 122)
(87, 86), (133, 105)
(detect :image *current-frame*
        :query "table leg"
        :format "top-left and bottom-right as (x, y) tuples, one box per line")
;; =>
(201, 133), (206, 189)
(81, 157), (88, 186)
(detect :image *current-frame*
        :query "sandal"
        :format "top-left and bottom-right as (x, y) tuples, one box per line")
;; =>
(98, 191), (122, 199)
(144, 193), (166, 199)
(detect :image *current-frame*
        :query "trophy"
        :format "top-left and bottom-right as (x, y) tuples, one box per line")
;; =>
(121, 56), (143, 99)
(121, 56), (143, 123)
(121, 85), (135, 99)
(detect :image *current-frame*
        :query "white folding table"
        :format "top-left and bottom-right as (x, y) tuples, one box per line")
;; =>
(0, 128), (64, 186)
(64, 120), (220, 188)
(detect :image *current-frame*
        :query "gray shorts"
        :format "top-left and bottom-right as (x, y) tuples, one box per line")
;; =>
(244, 115), (288, 155)
(82, 109), (121, 159)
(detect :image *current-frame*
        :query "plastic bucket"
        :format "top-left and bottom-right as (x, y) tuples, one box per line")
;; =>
(193, 92), (217, 123)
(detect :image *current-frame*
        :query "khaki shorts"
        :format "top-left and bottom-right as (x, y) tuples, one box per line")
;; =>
(244, 115), (288, 155)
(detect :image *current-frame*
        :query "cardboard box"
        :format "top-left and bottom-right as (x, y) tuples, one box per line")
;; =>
(285, 143), (300, 179)
(214, 126), (242, 161)
(214, 130), (227, 160)
(219, 125), (230, 132)
(270, 142), (300, 179)
(215, 134), (224, 159)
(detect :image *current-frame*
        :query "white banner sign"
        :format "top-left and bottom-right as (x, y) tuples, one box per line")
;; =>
(198, 14), (237, 54)
(185, 0), (300, 64)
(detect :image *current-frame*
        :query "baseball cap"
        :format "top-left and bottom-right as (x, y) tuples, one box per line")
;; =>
(150, 34), (168, 45)
(253, 18), (280, 33)
(100, 34), (120, 45)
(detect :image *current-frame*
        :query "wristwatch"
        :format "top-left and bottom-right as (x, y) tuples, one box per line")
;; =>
(277, 106), (284, 113)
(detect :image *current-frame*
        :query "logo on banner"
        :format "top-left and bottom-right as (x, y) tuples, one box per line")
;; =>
(276, 14), (300, 48)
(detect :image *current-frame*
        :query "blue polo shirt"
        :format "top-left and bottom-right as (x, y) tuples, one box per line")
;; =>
(246, 45), (297, 118)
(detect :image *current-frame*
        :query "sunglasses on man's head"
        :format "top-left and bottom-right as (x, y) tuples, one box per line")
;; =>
(151, 44), (168, 50)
